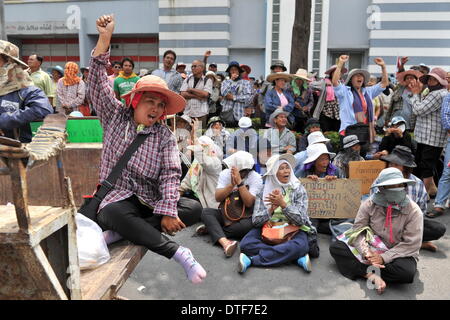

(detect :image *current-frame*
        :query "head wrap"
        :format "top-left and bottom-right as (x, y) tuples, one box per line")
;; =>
(62, 62), (81, 86)
(263, 159), (299, 209)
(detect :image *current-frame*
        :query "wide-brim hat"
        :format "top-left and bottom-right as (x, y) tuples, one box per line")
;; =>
(270, 60), (287, 72)
(269, 108), (290, 127)
(47, 65), (64, 77)
(121, 75), (186, 115)
(343, 134), (363, 149)
(0, 40), (29, 69)
(303, 143), (336, 165)
(292, 68), (311, 82)
(307, 131), (330, 145)
(207, 116), (225, 128)
(419, 67), (448, 87)
(226, 61), (244, 74)
(266, 72), (293, 83)
(325, 65), (348, 76)
(380, 146), (416, 168)
(396, 69), (423, 86)
(264, 153), (296, 177)
(344, 69), (371, 86)
(80, 67), (90, 73)
(176, 114), (193, 126)
(371, 167), (415, 188)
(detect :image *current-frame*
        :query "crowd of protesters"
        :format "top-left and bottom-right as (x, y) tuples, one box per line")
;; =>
(1, 13), (449, 294)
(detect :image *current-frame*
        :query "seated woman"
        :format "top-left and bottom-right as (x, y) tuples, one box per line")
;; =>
(297, 143), (344, 235)
(179, 136), (223, 209)
(373, 116), (415, 160)
(330, 168), (423, 294)
(198, 151), (263, 257)
(238, 154), (316, 274)
(204, 116), (230, 156)
(332, 135), (365, 178)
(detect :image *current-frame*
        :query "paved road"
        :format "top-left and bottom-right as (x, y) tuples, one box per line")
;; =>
(119, 209), (450, 300)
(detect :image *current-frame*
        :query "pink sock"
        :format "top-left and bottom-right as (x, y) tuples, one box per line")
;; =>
(103, 230), (123, 245)
(173, 246), (207, 284)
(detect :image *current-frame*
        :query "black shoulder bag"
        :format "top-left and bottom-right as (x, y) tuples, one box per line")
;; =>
(79, 132), (149, 222)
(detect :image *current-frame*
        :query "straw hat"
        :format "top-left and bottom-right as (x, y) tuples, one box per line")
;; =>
(371, 167), (415, 188)
(396, 69), (423, 86)
(344, 69), (371, 86)
(266, 72), (293, 83)
(292, 68), (311, 82)
(121, 75), (186, 115)
(325, 65), (348, 76)
(303, 143), (336, 165)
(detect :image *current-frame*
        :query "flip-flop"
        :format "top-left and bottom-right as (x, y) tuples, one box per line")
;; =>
(425, 209), (444, 219)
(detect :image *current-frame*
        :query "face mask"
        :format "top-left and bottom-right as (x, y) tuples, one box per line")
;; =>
(382, 188), (407, 204)
(397, 124), (406, 133)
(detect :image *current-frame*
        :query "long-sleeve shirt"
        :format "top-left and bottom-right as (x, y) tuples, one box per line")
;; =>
(252, 184), (314, 233)
(220, 79), (254, 121)
(352, 199), (423, 264)
(56, 79), (86, 110)
(441, 92), (450, 131)
(263, 88), (295, 124)
(263, 127), (296, 154)
(411, 88), (448, 147)
(88, 49), (181, 217)
(151, 68), (183, 94)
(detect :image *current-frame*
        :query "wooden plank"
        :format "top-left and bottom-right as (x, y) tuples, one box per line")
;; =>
(80, 242), (147, 300)
(8, 159), (31, 231)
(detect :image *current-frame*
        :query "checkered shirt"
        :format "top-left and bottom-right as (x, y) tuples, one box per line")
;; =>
(151, 69), (183, 94)
(180, 74), (213, 118)
(441, 92), (450, 130)
(411, 88), (448, 147)
(88, 50), (181, 217)
(220, 79), (254, 121)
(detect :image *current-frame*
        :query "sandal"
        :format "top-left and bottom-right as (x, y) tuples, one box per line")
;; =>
(224, 241), (238, 258)
(425, 209), (444, 219)
(195, 224), (208, 235)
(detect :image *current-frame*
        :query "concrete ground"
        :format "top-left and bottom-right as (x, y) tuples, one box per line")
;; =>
(119, 208), (450, 300)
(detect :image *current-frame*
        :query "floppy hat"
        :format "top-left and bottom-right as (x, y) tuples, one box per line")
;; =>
(380, 145), (416, 168)
(238, 117), (252, 128)
(269, 109), (289, 127)
(389, 116), (406, 126)
(223, 150), (255, 170)
(207, 116), (225, 128)
(121, 75), (186, 115)
(240, 64), (251, 75)
(176, 114), (193, 126)
(419, 67), (448, 87)
(303, 143), (336, 165)
(266, 72), (293, 83)
(270, 60), (287, 72)
(292, 68), (311, 82)
(307, 131), (330, 145)
(47, 65), (64, 77)
(226, 61), (244, 74)
(264, 153), (296, 177)
(325, 64), (348, 76)
(343, 135), (362, 149)
(80, 66), (89, 73)
(344, 69), (371, 86)
(371, 167), (415, 188)
(0, 40), (29, 69)
(396, 69), (423, 86)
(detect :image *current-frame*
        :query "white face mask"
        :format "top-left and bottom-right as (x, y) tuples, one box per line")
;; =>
(398, 124), (406, 133)
(388, 187), (405, 192)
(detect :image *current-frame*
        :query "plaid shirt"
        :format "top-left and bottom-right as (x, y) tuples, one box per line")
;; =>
(220, 78), (254, 121)
(56, 79), (86, 110)
(88, 50), (181, 217)
(180, 74), (213, 118)
(441, 92), (450, 130)
(370, 174), (428, 214)
(411, 89), (448, 147)
(151, 69), (183, 94)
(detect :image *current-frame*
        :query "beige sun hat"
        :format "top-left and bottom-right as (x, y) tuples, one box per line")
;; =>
(266, 72), (293, 83)
(292, 68), (311, 82)
(0, 40), (29, 69)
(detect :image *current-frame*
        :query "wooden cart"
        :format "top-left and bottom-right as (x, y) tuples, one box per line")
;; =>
(0, 114), (146, 300)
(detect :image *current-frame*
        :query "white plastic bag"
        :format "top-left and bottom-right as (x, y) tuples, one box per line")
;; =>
(75, 213), (110, 270)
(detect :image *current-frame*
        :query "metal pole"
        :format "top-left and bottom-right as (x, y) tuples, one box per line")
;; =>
(0, 0), (7, 40)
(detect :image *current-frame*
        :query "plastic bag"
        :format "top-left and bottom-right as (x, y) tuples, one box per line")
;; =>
(75, 213), (110, 270)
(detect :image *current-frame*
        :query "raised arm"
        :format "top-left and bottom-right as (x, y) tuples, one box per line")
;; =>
(374, 57), (389, 89)
(332, 55), (348, 87)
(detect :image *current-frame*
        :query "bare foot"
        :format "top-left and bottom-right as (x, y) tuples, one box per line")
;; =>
(367, 273), (387, 295)
(421, 241), (438, 252)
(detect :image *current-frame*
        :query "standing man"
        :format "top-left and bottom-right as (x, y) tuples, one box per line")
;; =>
(113, 57), (140, 102)
(108, 61), (122, 87)
(28, 54), (54, 105)
(180, 60), (213, 128)
(152, 50), (183, 94)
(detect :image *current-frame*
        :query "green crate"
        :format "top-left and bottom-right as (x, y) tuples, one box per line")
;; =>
(30, 118), (103, 143)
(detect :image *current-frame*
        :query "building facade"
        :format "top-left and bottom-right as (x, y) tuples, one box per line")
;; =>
(4, 0), (449, 79)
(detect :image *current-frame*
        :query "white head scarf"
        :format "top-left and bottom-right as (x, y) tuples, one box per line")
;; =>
(223, 150), (254, 171)
(263, 159), (299, 209)
(188, 135), (223, 160)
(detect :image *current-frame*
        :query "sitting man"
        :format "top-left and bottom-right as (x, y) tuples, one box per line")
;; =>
(88, 14), (206, 284)
(263, 109), (296, 155)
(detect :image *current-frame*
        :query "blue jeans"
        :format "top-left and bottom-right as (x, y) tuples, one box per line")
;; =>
(435, 136), (450, 208)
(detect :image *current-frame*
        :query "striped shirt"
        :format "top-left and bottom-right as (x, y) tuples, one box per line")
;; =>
(88, 50), (181, 217)
(220, 79), (254, 121)
(411, 89), (448, 147)
(180, 74), (213, 118)
(152, 69), (183, 94)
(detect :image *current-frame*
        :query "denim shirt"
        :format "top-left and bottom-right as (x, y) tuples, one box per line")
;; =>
(334, 82), (384, 133)
(264, 88), (295, 124)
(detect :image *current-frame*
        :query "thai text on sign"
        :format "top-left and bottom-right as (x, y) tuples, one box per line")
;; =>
(349, 160), (387, 195)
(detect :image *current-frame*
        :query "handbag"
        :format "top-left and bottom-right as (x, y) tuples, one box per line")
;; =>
(79, 132), (150, 222)
(218, 187), (253, 227)
(220, 107), (236, 126)
(261, 221), (300, 245)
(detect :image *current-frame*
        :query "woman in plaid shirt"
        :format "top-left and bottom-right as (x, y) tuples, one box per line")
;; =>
(88, 15), (206, 284)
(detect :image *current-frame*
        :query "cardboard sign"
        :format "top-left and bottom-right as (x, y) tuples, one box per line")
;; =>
(300, 179), (362, 219)
(349, 160), (386, 195)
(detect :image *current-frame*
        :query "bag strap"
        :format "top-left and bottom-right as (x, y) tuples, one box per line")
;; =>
(94, 132), (150, 200)
(222, 196), (247, 222)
